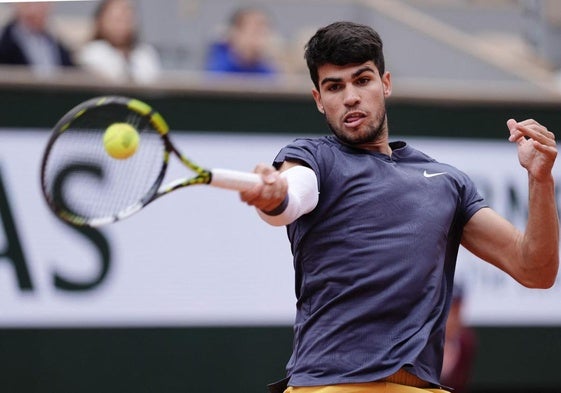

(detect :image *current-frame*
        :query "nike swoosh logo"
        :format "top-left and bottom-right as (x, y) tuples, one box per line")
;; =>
(423, 170), (447, 178)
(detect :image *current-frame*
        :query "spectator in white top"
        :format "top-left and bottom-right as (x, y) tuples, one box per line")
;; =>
(77, 0), (161, 83)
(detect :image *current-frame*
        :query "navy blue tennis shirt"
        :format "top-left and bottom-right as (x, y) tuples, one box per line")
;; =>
(272, 136), (487, 387)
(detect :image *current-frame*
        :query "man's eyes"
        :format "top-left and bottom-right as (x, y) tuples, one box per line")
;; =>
(325, 78), (371, 91)
(326, 84), (342, 91)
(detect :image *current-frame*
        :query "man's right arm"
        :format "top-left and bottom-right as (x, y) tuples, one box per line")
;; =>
(240, 161), (319, 226)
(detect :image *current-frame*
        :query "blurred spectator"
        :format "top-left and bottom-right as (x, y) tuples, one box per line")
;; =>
(441, 284), (478, 393)
(76, 0), (162, 83)
(204, 6), (281, 75)
(0, 2), (74, 75)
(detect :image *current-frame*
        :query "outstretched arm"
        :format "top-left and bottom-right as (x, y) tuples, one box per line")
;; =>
(239, 162), (291, 214)
(462, 119), (559, 288)
(240, 161), (319, 226)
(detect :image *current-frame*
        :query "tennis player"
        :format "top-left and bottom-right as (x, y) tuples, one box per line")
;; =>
(240, 21), (559, 393)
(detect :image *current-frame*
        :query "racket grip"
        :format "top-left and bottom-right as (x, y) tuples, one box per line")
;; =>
(210, 168), (262, 191)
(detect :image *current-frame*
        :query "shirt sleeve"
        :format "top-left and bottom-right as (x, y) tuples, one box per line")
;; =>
(458, 170), (488, 224)
(273, 138), (321, 189)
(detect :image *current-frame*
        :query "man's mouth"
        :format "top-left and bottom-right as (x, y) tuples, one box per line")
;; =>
(343, 111), (366, 128)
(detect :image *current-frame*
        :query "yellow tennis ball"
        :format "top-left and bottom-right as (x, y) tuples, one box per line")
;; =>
(103, 122), (139, 159)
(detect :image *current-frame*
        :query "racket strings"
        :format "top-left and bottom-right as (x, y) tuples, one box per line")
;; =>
(42, 105), (165, 222)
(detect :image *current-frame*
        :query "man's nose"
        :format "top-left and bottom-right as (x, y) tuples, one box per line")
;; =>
(343, 86), (360, 106)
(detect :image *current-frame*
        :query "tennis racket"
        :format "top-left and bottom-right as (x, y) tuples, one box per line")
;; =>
(40, 95), (261, 227)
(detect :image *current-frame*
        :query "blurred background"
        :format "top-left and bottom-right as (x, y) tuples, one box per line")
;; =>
(1, 1), (561, 392)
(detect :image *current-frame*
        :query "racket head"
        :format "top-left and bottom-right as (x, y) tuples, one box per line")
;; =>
(40, 95), (171, 227)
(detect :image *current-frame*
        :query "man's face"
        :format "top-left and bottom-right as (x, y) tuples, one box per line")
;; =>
(312, 61), (392, 148)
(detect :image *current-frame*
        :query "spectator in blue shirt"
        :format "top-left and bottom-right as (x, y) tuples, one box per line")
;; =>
(204, 6), (279, 75)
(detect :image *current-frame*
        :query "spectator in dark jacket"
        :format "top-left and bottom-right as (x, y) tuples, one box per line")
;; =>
(0, 2), (74, 74)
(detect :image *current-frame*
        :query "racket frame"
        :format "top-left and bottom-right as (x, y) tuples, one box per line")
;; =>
(40, 95), (260, 227)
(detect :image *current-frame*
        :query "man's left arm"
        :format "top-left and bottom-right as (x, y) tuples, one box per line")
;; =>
(461, 119), (559, 288)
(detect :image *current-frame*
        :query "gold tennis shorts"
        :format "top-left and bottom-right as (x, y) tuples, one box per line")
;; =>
(285, 382), (449, 393)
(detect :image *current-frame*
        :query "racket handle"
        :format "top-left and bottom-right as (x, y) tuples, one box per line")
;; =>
(210, 168), (262, 191)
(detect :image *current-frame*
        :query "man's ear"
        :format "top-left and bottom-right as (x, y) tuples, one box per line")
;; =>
(382, 71), (392, 97)
(312, 89), (324, 114)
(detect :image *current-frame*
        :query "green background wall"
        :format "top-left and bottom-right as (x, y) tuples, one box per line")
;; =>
(1, 326), (561, 393)
(2, 86), (560, 138)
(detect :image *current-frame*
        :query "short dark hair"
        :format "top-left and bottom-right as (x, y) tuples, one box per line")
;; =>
(304, 21), (385, 89)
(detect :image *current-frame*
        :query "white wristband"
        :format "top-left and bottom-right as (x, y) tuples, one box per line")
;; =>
(257, 165), (319, 226)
